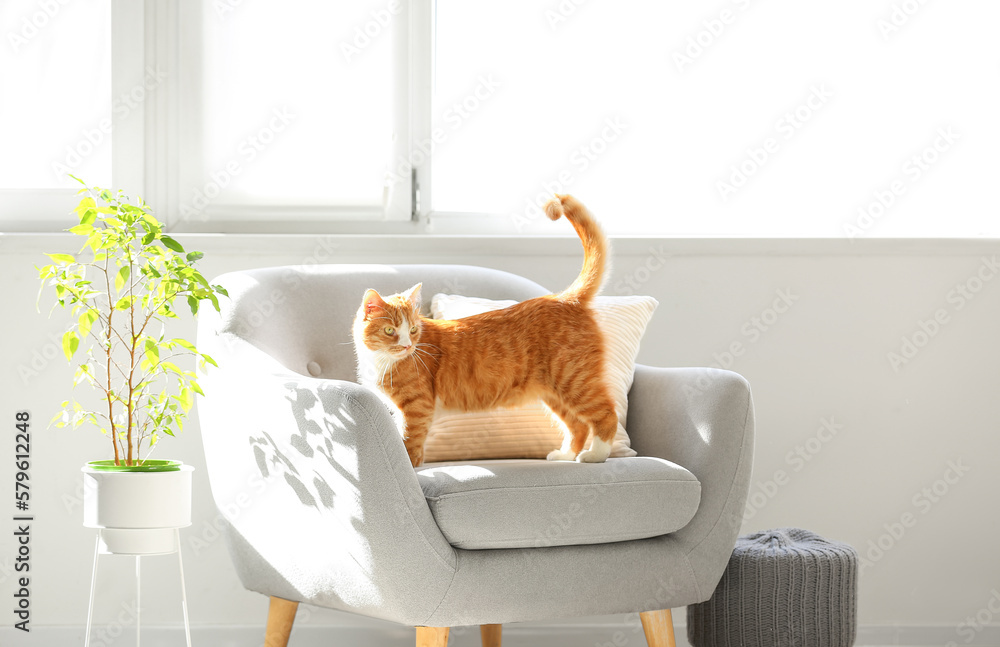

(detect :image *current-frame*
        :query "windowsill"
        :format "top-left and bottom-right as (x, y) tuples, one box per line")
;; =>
(2, 230), (998, 257)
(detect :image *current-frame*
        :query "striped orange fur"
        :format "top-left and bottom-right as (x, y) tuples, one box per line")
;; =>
(352, 194), (617, 467)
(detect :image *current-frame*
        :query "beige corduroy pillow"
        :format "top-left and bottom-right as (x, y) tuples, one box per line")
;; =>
(422, 294), (658, 462)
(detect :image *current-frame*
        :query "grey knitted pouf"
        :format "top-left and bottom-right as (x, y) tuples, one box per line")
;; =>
(687, 527), (858, 647)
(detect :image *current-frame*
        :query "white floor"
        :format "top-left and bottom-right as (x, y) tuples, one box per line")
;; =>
(6, 623), (1000, 647)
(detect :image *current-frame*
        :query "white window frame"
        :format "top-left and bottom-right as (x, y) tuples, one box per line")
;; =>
(0, 0), (145, 231)
(162, 0), (432, 232)
(0, 0), (432, 233)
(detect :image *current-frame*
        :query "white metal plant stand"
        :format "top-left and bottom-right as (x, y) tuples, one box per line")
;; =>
(83, 527), (193, 647)
(81, 464), (195, 646)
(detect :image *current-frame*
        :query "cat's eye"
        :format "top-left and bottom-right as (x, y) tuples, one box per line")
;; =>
(384, 326), (395, 336)
(409, 326), (418, 334)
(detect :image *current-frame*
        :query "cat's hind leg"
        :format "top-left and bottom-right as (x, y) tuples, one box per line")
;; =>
(543, 399), (591, 461)
(567, 391), (618, 464)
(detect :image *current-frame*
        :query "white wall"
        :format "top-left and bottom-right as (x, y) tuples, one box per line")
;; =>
(2, 233), (998, 642)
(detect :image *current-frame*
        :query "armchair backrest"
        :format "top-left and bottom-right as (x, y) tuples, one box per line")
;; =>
(200, 264), (550, 382)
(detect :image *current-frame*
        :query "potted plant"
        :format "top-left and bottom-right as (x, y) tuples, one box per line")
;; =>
(38, 176), (226, 554)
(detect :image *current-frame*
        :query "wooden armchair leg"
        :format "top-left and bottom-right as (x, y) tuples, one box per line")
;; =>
(265, 596), (299, 647)
(639, 609), (676, 647)
(481, 623), (502, 646)
(416, 626), (450, 646)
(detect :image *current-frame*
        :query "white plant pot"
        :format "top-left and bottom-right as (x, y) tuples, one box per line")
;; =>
(82, 463), (194, 555)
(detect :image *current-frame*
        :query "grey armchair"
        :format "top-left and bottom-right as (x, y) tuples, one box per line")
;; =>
(195, 264), (754, 647)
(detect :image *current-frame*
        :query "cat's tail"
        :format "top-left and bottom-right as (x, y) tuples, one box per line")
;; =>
(544, 194), (608, 305)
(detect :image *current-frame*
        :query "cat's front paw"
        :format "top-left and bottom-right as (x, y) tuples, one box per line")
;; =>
(546, 449), (577, 461)
(407, 446), (425, 467)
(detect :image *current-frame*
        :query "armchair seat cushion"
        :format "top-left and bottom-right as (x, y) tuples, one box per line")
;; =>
(414, 457), (701, 550)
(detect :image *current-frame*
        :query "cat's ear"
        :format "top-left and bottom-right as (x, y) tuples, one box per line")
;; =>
(362, 289), (388, 320)
(404, 283), (422, 311)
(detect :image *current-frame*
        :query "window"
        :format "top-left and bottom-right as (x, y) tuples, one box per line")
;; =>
(431, 0), (999, 237)
(0, 0), (111, 226)
(3, 1), (998, 237)
(177, 0), (409, 226)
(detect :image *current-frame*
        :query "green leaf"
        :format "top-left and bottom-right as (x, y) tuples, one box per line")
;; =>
(161, 361), (182, 375)
(178, 387), (193, 412)
(68, 223), (95, 236)
(82, 231), (102, 253)
(185, 251), (204, 263)
(187, 295), (199, 315)
(73, 197), (96, 216)
(62, 331), (79, 361)
(78, 309), (99, 338)
(170, 338), (197, 352)
(160, 236), (185, 253)
(50, 409), (68, 429)
(45, 253), (76, 265)
(142, 231), (156, 246)
(213, 285), (229, 298)
(115, 295), (134, 310)
(144, 339), (160, 364)
(74, 364), (95, 386)
(114, 266), (130, 292)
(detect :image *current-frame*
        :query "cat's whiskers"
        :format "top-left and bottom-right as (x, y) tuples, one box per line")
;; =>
(410, 350), (431, 377)
(415, 343), (441, 359)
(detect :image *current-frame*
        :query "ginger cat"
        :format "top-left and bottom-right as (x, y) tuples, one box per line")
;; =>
(352, 194), (617, 467)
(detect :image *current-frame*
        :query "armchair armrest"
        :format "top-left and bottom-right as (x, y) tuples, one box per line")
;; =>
(196, 333), (456, 625)
(626, 365), (755, 600)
